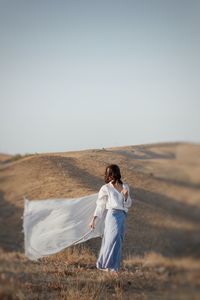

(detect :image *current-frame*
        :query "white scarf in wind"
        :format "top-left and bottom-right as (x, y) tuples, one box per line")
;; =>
(22, 194), (106, 261)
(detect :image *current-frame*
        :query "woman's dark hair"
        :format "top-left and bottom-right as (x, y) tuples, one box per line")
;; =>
(104, 164), (123, 184)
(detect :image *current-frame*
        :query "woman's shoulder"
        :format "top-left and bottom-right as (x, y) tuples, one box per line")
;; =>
(99, 183), (109, 192)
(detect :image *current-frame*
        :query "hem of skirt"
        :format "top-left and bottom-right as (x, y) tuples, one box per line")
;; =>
(96, 262), (119, 272)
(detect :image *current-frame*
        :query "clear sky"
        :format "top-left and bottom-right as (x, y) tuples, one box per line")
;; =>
(0, 0), (200, 154)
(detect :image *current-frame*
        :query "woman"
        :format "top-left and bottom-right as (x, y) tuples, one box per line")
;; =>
(89, 164), (132, 274)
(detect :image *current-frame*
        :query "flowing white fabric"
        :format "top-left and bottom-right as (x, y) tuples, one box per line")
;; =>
(22, 193), (106, 261)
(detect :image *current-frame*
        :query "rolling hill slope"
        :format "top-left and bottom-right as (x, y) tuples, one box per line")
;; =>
(1, 142), (200, 299)
(0, 142), (199, 258)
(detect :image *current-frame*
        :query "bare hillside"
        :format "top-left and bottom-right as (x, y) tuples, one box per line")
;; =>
(0, 142), (200, 299)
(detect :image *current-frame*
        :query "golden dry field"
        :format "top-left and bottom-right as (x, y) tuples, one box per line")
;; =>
(0, 142), (200, 299)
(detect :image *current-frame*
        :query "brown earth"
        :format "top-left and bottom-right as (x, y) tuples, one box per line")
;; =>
(0, 142), (200, 299)
(0, 154), (12, 162)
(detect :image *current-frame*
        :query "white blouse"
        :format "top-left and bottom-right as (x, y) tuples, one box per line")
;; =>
(93, 182), (132, 219)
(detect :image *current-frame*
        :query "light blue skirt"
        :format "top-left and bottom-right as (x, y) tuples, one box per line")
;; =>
(96, 209), (127, 272)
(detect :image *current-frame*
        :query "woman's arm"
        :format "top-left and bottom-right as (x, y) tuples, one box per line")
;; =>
(122, 183), (132, 208)
(89, 185), (108, 229)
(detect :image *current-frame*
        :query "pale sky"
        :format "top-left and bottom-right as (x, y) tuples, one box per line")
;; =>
(0, 0), (200, 154)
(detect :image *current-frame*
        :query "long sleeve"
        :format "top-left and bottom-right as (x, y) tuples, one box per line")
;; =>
(123, 183), (132, 208)
(93, 185), (108, 219)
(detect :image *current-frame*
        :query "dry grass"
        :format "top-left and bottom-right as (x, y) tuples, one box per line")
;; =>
(0, 246), (200, 299)
(0, 142), (200, 299)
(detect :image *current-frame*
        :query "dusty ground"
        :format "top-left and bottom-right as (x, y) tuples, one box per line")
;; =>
(0, 142), (200, 299)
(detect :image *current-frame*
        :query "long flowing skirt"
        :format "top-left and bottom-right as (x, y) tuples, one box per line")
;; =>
(96, 209), (127, 272)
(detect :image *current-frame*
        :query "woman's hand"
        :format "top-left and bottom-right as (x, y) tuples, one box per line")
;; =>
(121, 188), (128, 200)
(89, 216), (97, 229)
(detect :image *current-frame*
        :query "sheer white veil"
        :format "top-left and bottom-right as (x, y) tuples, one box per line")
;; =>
(22, 193), (106, 261)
